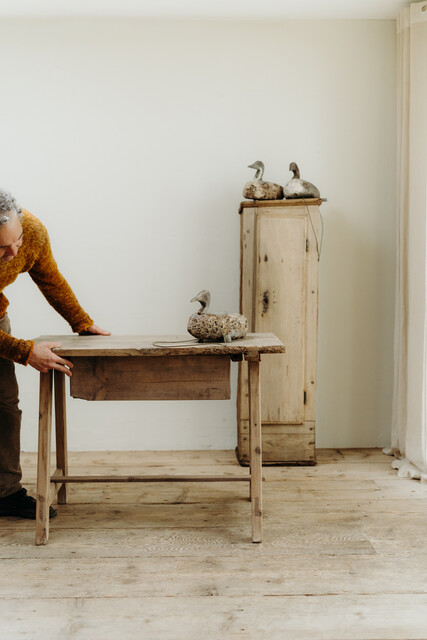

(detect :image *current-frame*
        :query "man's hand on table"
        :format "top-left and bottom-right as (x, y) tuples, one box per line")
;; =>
(28, 342), (74, 377)
(28, 324), (111, 376)
(80, 324), (111, 336)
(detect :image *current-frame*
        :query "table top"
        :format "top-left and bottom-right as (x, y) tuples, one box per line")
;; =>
(34, 333), (285, 357)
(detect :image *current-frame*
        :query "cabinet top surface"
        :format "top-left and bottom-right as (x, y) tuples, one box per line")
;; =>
(34, 333), (285, 357)
(239, 198), (322, 213)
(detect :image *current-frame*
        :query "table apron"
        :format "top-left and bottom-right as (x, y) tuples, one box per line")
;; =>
(69, 354), (231, 401)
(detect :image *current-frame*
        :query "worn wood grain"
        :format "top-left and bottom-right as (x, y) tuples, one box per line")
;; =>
(255, 213), (307, 424)
(19, 447), (392, 469)
(22, 462), (394, 480)
(0, 523), (375, 559)
(50, 474), (250, 483)
(35, 371), (53, 546)
(239, 197), (323, 212)
(70, 355), (231, 401)
(1, 595), (427, 640)
(304, 204), (319, 422)
(248, 356), (262, 541)
(4, 500), (427, 531)
(237, 203), (320, 464)
(2, 449), (427, 640)
(54, 371), (68, 504)
(237, 421), (315, 465)
(33, 335), (283, 544)
(2, 554), (427, 599)
(34, 333), (285, 358)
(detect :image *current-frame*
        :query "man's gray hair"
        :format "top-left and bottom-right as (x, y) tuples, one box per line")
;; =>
(0, 189), (23, 227)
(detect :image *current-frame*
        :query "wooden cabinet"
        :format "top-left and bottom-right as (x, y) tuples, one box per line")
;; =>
(236, 199), (321, 465)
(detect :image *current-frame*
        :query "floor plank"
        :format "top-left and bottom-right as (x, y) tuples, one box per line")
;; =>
(1, 595), (427, 640)
(3, 501), (427, 530)
(2, 448), (427, 640)
(0, 522), (376, 558)
(1, 555), (427, 598)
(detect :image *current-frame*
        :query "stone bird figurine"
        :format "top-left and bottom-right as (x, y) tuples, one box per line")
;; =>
(243, 161), (284, 200)
(283, 162), (320, 199)
(187, 290), (248, 343)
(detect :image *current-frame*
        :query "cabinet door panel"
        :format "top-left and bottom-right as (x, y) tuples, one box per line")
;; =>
(255, 213), (307, 424)
(240, 208), (256, 330)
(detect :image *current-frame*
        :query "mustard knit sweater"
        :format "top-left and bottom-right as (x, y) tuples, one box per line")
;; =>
(0, 210), (93, 365)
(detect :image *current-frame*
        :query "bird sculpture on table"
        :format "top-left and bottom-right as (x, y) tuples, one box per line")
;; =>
(187, 290), (248, 343)
(243, 161), (284, 200)
(283, 162), (320, 199)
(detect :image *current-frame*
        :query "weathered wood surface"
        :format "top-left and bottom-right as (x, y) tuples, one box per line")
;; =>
(2, 449), (427, 639)
(19, 480), (427, 509)
(0, 523), (375, 559)
(54, 371), (67, 504)
(35, 371), (53, 546)
(238, 203), (319, 464)
(248, 356), (262, 542)
(255, 214), (306, 423)
(18, 452), (402, 480)
(70, 355), (231, 401)
(34, 336), (282, 545)
(239, 197), (323, 212)
(50, 475), (250, 483)
(304, 204), (319, 422)
(2, 595), (427, 640)
(34, 333), (285, 358)
(19, 447), (393, 466)
(1, 555), (427, 597)
(5, 595), (427, 640)
(237, 420), (316, 465)
(3, 498), (427, 531)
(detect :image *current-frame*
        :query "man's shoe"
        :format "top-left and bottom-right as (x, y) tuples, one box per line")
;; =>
(0, 488), (57, 519)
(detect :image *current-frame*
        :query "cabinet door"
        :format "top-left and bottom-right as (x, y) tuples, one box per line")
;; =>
(255, 212), (307, 424)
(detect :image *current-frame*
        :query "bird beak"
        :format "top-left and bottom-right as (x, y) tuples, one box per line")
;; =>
(248, 163), (257, 169)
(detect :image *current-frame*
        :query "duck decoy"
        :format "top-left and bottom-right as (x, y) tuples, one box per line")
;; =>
(187, 290), (248, 343)
(283, 162), (320, 199)
(243, 161), (284, 200)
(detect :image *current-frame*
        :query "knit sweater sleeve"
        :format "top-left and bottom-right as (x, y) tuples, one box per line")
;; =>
(29, 230), (94, 334)
(0, 329), (34, 365)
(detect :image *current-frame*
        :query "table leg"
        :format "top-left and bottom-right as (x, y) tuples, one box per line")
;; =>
(247, 355), (262, 543)
(54, 371), (68, 504)
(35, 371), (53, 545)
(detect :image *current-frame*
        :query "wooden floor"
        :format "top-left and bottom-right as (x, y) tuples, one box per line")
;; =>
(1, 449), (427, 639)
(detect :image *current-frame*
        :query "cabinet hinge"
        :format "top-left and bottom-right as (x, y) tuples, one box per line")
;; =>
(306, 238), (309, 252)
(304, 391), (307, 405)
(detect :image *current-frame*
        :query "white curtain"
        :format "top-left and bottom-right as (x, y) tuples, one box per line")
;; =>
(388, 2), (427, 481)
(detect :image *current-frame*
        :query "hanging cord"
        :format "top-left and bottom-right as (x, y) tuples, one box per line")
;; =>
(306, 203), (324, 262)
(152, 338), (199, 347)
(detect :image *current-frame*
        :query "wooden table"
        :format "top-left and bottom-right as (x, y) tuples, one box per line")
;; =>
(34, 333), (285, 545)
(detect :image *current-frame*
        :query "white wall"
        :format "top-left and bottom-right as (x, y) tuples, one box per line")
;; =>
(0, 18), (396, 451)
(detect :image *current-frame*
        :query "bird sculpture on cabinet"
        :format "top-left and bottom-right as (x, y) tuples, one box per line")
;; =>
(283, 162), (320, 199)
(187, 290), (248, 343)
(243, 160), (284, 200)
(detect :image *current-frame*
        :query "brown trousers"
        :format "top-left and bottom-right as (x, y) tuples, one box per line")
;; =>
(0, 313), (23, 498)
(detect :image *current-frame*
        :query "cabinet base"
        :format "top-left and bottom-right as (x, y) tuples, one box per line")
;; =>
(236, 421), (316, 466)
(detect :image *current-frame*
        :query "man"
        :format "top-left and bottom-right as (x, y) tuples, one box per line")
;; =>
(0, 188), (109, 519)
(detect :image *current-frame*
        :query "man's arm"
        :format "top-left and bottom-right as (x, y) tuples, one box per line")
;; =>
(29, 231), (95, 334)
(0, 329), (34, 365)
(26, 225), (110, 372)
